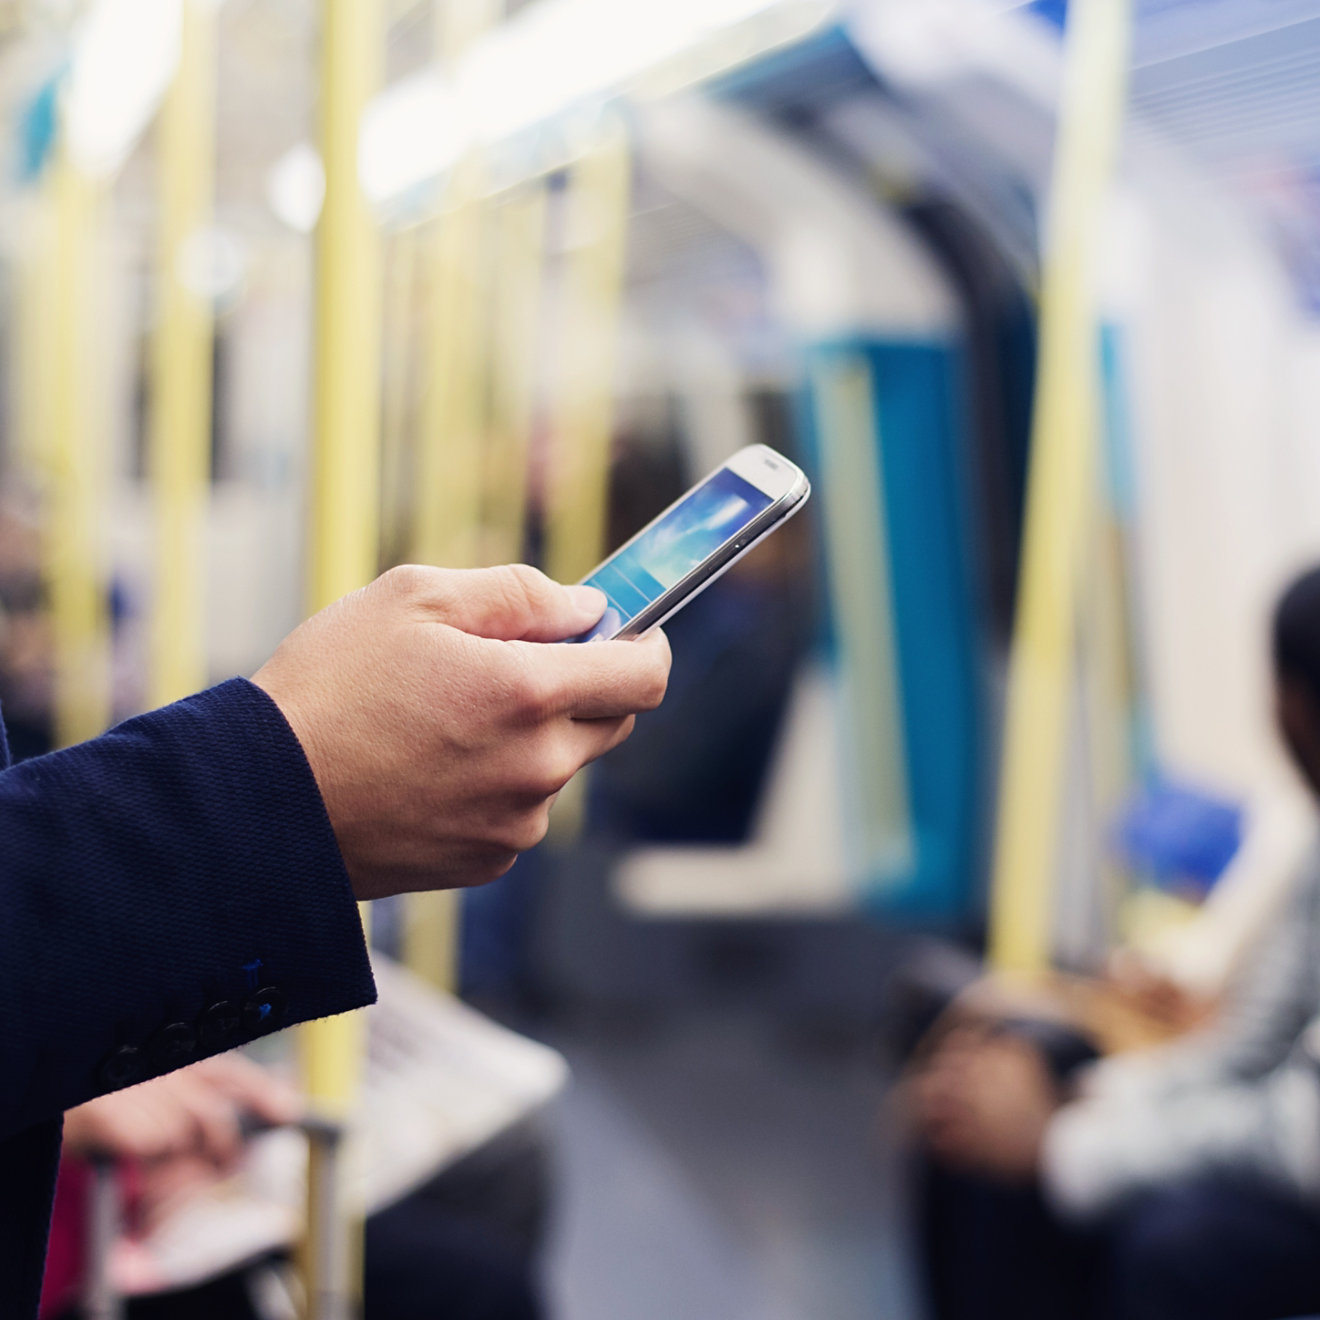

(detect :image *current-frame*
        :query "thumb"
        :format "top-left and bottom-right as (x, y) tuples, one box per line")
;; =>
(432, 564), (606, 641)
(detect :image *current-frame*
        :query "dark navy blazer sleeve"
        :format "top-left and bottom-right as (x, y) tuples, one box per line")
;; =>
(0, 677), (377, 1136)
(0, 677), (377, 1315)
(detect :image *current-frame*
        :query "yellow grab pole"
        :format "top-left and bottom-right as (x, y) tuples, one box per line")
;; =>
(402, 185), (484, 992)
(379, 225), (420, 569)
(46, 150), (111, 749)
(403, 0), (497, 994)
(539, 123), (630, 842)
(306, 0), (383, 615)
(411, 183), (487, 572)
(147, 0), (216, 709)
(402, 181), (545, 985)
(987, 0), (1132, 974)
(483, 185), (546, 566)
(12, 194), (58, 482)
(1082, 511), (1136, 940)
(301, 2), (382, 1315)
(543, 121), (631, 587)
(808, 355), (914, 886)
(411, 0), (495, 573)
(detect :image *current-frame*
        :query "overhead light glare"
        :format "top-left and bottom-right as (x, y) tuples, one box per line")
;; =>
(266, 143), (324, 235)
(267, 0), (821, 229)
(65, 0), (183, 178)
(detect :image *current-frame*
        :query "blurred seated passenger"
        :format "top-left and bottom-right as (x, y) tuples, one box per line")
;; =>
(908, 565), (1320, 1320)
(42, 1055), (540, 1320)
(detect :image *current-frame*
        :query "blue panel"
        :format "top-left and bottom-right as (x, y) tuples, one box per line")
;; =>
(1027, 0), (1068, 31)
(708, 25), (885, 115)
(1114, 778), (1244, 897)
(801, 339), (982, 926)
(18, 74), (60, 184)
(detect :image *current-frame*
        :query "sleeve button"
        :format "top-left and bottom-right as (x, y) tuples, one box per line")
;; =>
(199, 1000), (242, 1046)
(150, 1021), (198, 1067)
(98, 1045), (144, 1090)
(242, 987), (287, 1034)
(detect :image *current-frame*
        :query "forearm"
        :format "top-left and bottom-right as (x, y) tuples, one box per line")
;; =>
(0, 678), (375, 1137)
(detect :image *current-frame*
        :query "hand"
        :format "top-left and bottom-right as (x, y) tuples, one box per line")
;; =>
(909, 1028), (1061, 1182)
(1105, 950), (1207, 1033)
(62, 1053), (301, 1169)
(252, 564), (671, 900)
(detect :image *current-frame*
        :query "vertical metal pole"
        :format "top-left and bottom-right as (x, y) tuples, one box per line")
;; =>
(11, 195), (57, 481)
(987, 0), (1132, 975)
(808, 355), (914, 887)
(300, 2), (382, 1315)
(542, 121), (630, 587)
(47, 148), (111, 749)
(403, 0), (497, 994)
(147, 0), (216, 709)
(484, 185), (546, 566)
(83, 1158), (124, 1320)
(410, 0), (490, 576)
(379, 225), (420, 569)
(404, 183), (483, 992)
(539, 124), (630, 841)
(412, 185), (486, 573)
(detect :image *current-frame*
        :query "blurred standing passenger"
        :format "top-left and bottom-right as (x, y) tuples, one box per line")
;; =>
(909, 565), (1320, 1320)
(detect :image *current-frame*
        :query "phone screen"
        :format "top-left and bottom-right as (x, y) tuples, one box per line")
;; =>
(577, 467), (776, 641)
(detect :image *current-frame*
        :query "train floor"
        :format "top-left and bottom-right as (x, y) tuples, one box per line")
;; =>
(539, 1008), (921, 1320)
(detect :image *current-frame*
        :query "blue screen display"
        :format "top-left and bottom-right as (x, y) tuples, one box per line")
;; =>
(578, 467), (774, 641)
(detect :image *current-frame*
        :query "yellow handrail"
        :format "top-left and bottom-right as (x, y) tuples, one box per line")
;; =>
(412, 177), (487, 574)
(147, 0), (216, 710)
(987, 0), (1133, 975)
(379, 224), (421, 569)
(12, 191), (57, 484)
(483, 184), (546, 566)
(543, 119), (631, 588)
(403, 0), (499, 995)
(46, 149), (110, 750)
(300, 1), (383, 1314)
(808, 354), (914, 888)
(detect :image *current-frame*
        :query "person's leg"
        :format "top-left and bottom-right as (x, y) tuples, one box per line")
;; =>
(919, 1156), (1104, 1320)
(121, 1270), (260, 1320)
(119, 1197), (540, 1320)
(1107, 1176), (1320, 1320)
(363, 1194), (540, 1320)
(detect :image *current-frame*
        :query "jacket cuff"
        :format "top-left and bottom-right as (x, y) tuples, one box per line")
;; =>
(75, 677), (376, 1104)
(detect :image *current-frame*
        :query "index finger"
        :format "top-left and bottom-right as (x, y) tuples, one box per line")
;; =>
(523, 629), (672, 720)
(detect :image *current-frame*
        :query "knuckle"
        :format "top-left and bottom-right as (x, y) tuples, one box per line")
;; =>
(501, 807), (551, 855)
(470, 849), (519, 886)
(380, 563), (431, 601)
(531, 742), (579, 796)
(507, 654), (560, 723)
(494, 562), (550, 612)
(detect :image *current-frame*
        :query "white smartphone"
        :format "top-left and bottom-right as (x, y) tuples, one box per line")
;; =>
(575, 444), (811, 642)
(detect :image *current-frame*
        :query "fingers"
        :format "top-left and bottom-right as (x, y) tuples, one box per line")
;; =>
(194, 1052), (303, 1127)
(519, 629), (672, 720)
(383, 563), (607, 642)
(65, 1092), (173, 1162)
(170, 1072), (243, 1168)
(82, 1059), (296, 1170)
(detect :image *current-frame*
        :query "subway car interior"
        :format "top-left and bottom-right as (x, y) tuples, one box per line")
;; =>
(6, 0), (1320, 1317)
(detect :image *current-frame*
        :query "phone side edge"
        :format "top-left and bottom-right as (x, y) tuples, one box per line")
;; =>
(614, 477), (810, 639)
